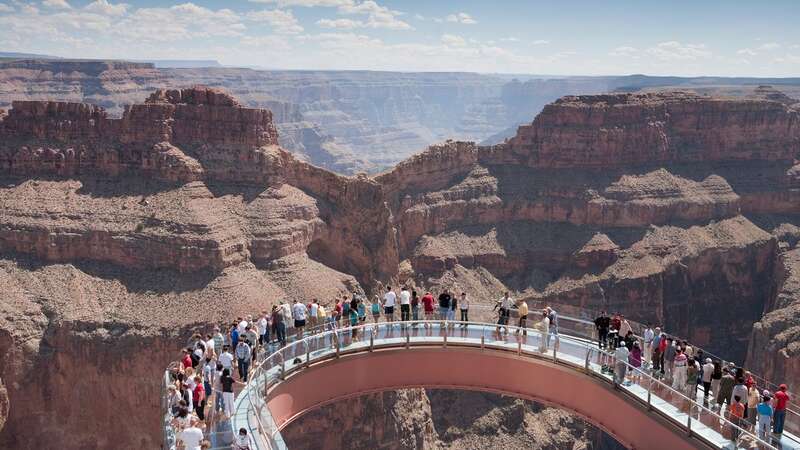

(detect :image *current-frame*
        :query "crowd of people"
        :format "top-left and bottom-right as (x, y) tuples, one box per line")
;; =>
(593, 310), (792, 444)
(163, 289), (792, 449)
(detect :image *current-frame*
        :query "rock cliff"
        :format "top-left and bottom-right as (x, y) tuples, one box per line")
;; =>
(1, 88), (800, 449)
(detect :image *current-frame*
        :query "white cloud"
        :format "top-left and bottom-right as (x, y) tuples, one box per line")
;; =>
(338, 0), (410, 30)
(0, 3), (13, 13)
(445, 12), (476, 25)
(499, 37), (519, 42)
(441, 33), (466, 47)
(737, 48), (757, 56)
(84, 0), (128, 17)
(317, 18), (361, 29)
(249, 0), (352, 6)
(758, 42), (780, 51)
(609, 46), (638, 57)
(645, 41), (711, 61)
(42, 0), (71, 9)
(413, 13), (424, 21)
(247, 9), (303, 34)
(532, 39), (550, 45)
(240, 34), (292, 52)
(113, 3), (246, 42)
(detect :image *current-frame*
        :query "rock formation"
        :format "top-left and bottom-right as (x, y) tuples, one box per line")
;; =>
(1, 87), (800, 449)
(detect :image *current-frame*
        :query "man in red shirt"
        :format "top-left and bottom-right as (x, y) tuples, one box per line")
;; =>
(181, 348), (193, 371)
(421, 292), (435, 328)
(774, 384), (791, 435)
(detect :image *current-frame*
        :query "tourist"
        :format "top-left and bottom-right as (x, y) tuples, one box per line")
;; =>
(308, 300), (319, 330)
(232, 427), (253, 450)
(411, 290), (420, 321)
(348, 301), (360, 341)
(422, 291), (435, 327)
(235, 339), (252, 382)
(357, 298), (366, 323)
(177, 417), (204, 450)
(230, 323), (240, 351)
(538, 309), (550, 353)
(292, 299), (307, 339)
(773, 383), (790, 436)
(459, 292), (469, 325)
(732, 377), (748, 419)
(271, 305), (287, 348)
(448, 291), (458, 323)
(383, 286), (397, 323)
(702, 358), (715, 400)
(672, 349), (687, 391)
(213, 362), (224, 415)
(212, 327), (225, 357)
(244, 325), (258, 363)
(350, 295), (359, 322)
(180, 382), (194, 413)
(651, 327), (663, 373)
(614, 340), (630, 386)
(494, 292), (513, 334)
(371, 295), (381, 323)
(173, 401), (191, 429)
(280, 302), (292, 335)
(341, 295), (351, 327)
(629, 341), (642, 384)
(167, 385), (181, 416)
(729, 395), (745, 441)
(399, 286), (411, 322)
(192, 375), (206, 421)
(181, 348), (193, 372)
(545, 307), (559, 349)
(317, 302), (328, 331)
(642, 323), (654, 366)
(516, 299), (528, 335)
(686, 357), (699, 399)
(203, 333), (215, 359)
(438, 289), (452, 321)
(258, 311), (269, 347)
(618, 315), (632, 344)
(610, 313), (621, 347)
(219, 345), (234, 374)
(717, 368), (735, 413)
(220, 368), (235, 418)
(594, 311), (610, 350)
(333, 299), (343, 328)
(202, 356), (214, 406)
(747, 381), (760, 427)
(664, 338), (677, 382)
(757, 391), (773, 441)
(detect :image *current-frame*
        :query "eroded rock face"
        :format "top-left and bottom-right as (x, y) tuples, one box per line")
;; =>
(1, 89), (800, 448)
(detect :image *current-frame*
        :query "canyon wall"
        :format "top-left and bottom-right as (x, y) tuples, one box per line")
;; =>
(0, 87), (799, 449)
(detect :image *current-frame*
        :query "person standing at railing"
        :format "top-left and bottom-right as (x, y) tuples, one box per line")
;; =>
(702, 358), (715, 401)
(773, 383), (790, 436)
(717, 368), (735, 415)
(357, 298), (366, 324)
(614, 340), (630, 386)
(399, 286), (411, 322)
(309, 300), (319, 330)
(747, 381), (760, 428)
(371, 295), (381, 323)
(212, 326), (225, 358)
(411, 290), (420, 321)
(757, 391), (774, 441)
(663, 338), (676, 383)
(449, 292), (458, 325)
(258, 311), (269, 350)
(459, 292), (469, 326)
(438, 289), (452, 322)
(629, 341), (642, 385)
(652, 328), (663, 373)
(729, 395), (745, 441)
(610, 313), (621, 347)
(545, 307), (559, 349)
(672, 349), (687, 391)
(642, 323), (654, 368)
(271, 305), (287, 348)
(494, 292), (513, 334)
(516, 300), (528, 336)
(292, 299), (308, 339)
(686, 357), (699, 399)
(537, 309), (550, 353)
(422, 291), (435, 328)
(594, 311), (610, 350)
(384, 286), (397, 324)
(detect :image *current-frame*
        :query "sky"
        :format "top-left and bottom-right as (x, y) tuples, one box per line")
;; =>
(1, 0), (799, 76)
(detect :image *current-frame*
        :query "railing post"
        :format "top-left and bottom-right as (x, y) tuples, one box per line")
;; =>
(305, 342), (310, 368)
(280, 354), (286, 381)
(335, 332), (341, 358)
(406, 331), (410, 349)
(585, 348), (591, 371)
(552, 343), (557, 363)
(686, 411), (692, 437)
(480, 334), (484, 350)
(647, 377), (652, 411)
(370, 330), (374, 352)
(517, 340), (522, 355)
(443, 322), (448, 348)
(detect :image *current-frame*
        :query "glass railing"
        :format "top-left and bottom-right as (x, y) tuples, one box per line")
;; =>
(238, 319), (779, 450)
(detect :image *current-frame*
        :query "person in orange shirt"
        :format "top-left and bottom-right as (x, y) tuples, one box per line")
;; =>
(729, 395), (745, 441)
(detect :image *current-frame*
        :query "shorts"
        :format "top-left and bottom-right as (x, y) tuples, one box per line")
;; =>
(384, 306), (395, 315)
(294, 319), (306, 328)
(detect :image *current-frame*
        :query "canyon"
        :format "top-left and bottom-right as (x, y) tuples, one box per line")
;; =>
(0, 83), (799, 449)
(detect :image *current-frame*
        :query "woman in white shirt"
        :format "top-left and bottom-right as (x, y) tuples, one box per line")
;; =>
(538, 310), (550, 353)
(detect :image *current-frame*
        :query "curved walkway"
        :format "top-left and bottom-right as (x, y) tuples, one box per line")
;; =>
(232, 321), (789, 450)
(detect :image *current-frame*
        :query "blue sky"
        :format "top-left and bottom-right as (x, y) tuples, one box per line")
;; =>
(1, 0), (799, 76)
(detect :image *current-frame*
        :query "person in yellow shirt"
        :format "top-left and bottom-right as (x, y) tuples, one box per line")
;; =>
(516, 300), (529, 336)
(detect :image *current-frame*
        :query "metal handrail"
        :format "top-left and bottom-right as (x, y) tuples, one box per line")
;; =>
(239, 319), (778, 450)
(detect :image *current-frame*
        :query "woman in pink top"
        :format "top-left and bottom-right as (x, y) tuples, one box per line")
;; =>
(628, 341), (643, 384)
